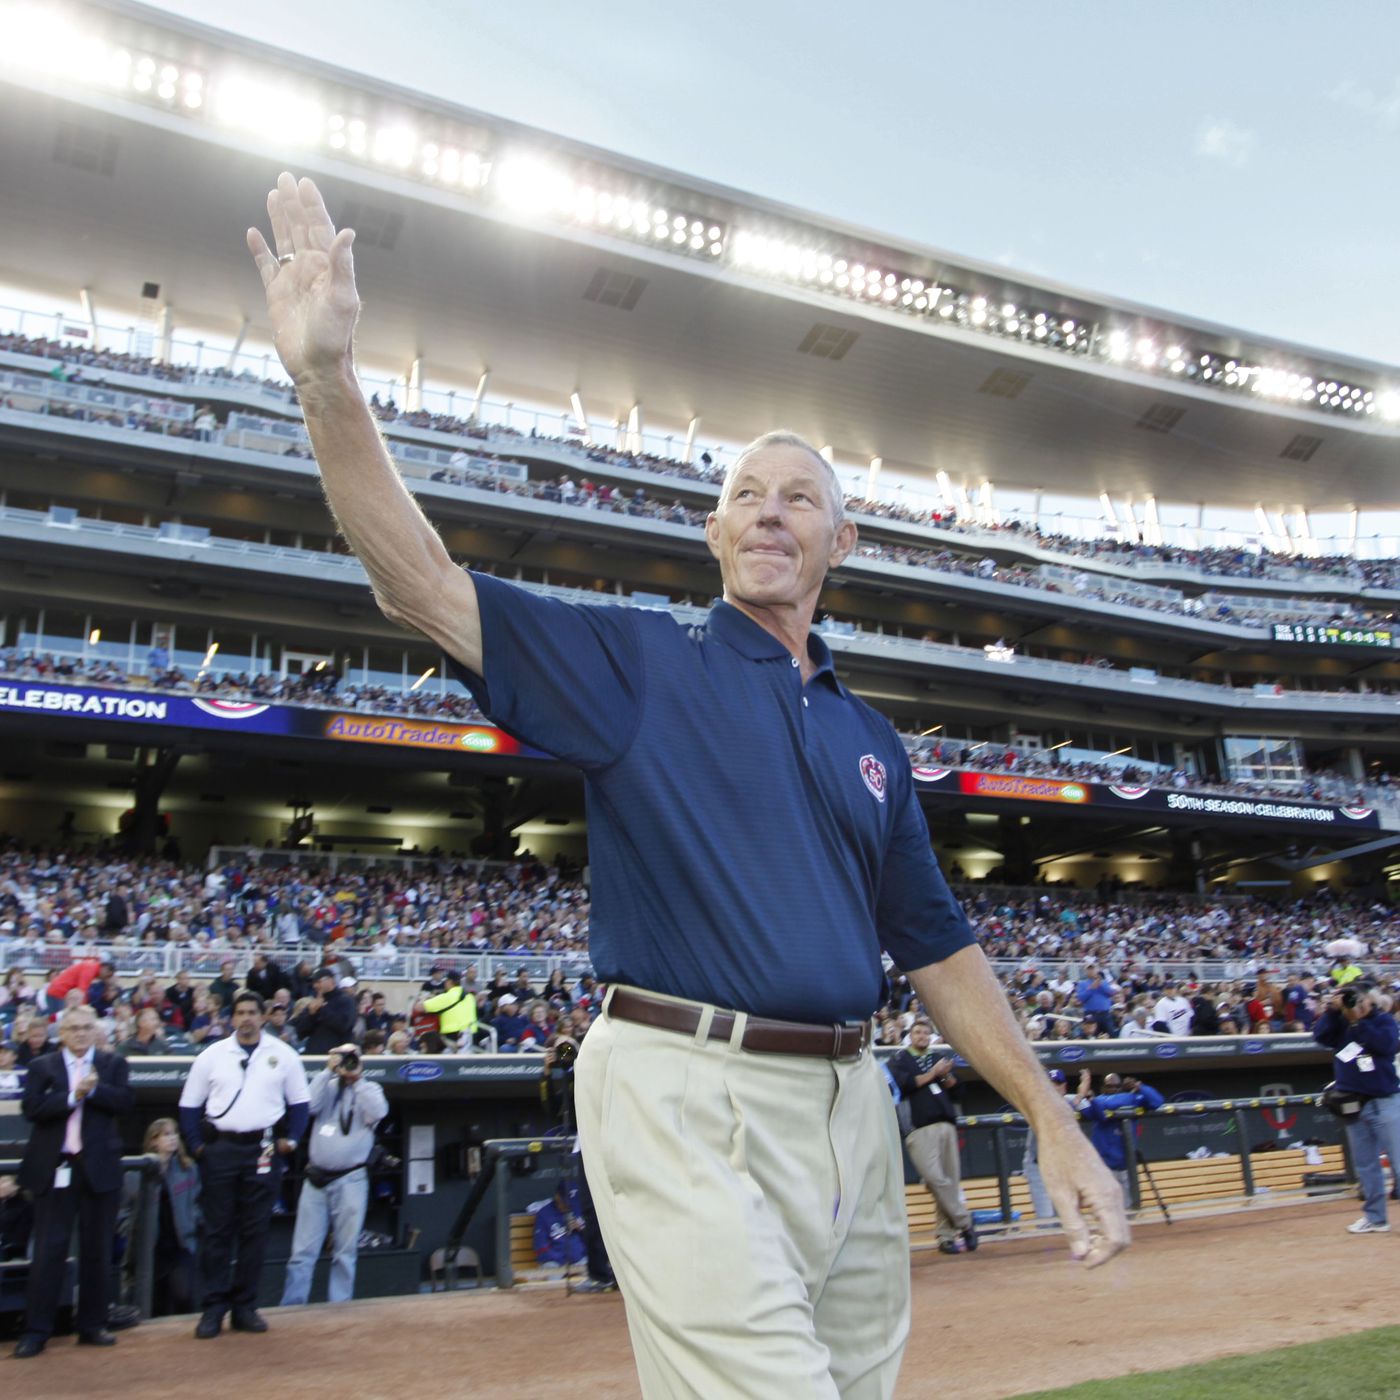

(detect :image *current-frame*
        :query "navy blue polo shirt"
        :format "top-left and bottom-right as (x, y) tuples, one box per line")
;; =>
(452, 573), (977, 1022)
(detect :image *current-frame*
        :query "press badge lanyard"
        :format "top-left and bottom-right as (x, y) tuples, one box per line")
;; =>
(323, 1081), (354, 1138)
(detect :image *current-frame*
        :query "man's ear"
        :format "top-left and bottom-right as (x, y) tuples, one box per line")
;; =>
(704, 511), (722, 561)
(828, 518), (858, 568)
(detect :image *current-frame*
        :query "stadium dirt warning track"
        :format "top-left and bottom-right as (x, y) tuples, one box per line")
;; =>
(13, 1201), (1399, 1399)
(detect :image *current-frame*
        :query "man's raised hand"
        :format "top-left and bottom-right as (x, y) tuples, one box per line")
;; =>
(246, 172), (359, 386)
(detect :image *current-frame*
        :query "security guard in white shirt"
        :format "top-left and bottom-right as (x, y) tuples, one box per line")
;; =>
(178, 989), (310, 1339)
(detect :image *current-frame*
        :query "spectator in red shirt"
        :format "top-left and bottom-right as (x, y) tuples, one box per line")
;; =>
(43, 958), (105, 1015)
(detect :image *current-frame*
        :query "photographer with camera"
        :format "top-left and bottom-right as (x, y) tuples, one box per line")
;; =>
(279, 1043), (388, 1306)
(543, 1030), (614, 1293)
(1314, 982), (1400, 1235)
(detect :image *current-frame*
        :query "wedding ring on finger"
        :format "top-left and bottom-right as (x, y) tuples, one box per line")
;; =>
(278, 253), (295, 265)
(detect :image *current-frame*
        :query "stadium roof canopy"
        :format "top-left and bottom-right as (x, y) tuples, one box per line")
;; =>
(2, 0), (1399, 514)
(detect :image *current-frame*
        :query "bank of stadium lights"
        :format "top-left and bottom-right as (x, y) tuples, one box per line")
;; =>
(4, 6), (206, 110)
(12, 9), (1400, 422)
(489, 155), (724, 258)
(730, 232), (933, 308)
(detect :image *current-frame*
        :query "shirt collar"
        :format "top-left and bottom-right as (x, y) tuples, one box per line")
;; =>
(704, 601), (846, 694)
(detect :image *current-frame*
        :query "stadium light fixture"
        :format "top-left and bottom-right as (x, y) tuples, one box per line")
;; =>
(213, 73), (325, 147)
(410, 666), (435, 692)
(12, 2), (1398, 426)
(1047, 739), (1072, 751)
(88, 628), (101, 645)
(919, 725), (943, 736)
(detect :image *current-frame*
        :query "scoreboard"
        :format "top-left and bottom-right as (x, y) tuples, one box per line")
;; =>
(1270, 623), (1395, 648)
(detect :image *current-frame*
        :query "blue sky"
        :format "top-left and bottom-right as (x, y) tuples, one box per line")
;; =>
(153, 0), (1400, 367)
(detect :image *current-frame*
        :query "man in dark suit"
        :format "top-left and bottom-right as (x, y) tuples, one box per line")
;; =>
(14, 1004), (133, 1358)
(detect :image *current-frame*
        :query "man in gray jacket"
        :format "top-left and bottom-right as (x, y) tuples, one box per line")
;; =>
(279, 1046), (387, 1306)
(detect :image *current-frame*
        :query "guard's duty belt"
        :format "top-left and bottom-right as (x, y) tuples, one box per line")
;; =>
(609, 986), (871, 1060)
(207, 1128), (270, 1145)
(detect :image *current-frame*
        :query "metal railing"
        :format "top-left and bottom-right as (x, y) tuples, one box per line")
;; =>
(0, 939), (596, 984)
(440, 1134), (578, 1290)
(2, 936), (1395, 989)
(956, 1093), (1349, 1228)
(0, 1154), (162, 1319)
(443, 1095), (1348, 1287)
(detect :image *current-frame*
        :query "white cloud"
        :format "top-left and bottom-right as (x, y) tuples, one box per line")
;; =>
(1195, 118), (1256, 167)
(1327, 76), (1400, 130)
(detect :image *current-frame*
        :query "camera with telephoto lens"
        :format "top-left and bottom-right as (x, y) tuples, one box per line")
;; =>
(338, 1047), (361, 1072)
(552, 1037), (578, 1069)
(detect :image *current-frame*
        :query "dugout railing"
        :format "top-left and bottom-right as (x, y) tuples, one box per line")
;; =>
(0, 1154), (163, 1323)
(952, 1093), (1353, 1238)
(443, 1096), (1354, 1289)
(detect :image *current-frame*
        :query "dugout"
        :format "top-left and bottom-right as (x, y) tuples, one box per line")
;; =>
(0, 1035), (1337, 1299)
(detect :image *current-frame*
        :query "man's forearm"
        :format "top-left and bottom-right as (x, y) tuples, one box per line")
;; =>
(297, 367), (476, 658)
(909, 945), (1076, 1134)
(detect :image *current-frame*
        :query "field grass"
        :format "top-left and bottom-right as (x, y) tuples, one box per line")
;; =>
(1011, 1326), (1400, 1399)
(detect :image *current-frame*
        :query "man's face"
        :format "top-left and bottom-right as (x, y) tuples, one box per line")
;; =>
(909, 1023), (932, 1052)
(232, 1001), (264, 1040)
(137, 1009), (160, 1035)
(26, 1021), (48, 1049)
(176, 971), (190, 988)
(705, 445), (856, 611)
(59, 1009), (98, 1055)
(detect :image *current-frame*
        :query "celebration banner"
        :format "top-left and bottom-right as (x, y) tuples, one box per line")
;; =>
(0, 680), (550, 761)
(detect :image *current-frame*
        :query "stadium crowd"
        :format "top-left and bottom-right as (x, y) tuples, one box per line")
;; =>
(6, 648), (1394, 808)
(5, 328), (1400, 599)
(0, 845), (1396, 1067)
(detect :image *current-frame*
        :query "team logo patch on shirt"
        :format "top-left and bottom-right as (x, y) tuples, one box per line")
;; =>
(859, 754), (887, 803)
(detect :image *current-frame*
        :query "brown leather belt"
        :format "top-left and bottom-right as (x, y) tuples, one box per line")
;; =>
(608, 987), (871, 1060)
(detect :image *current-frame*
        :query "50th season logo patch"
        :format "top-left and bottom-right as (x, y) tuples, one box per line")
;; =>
(859, 754), (887, 803)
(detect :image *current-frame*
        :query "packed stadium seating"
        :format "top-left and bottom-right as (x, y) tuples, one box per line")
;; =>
(5, 329), (1400, 609)
(1, 843), (1395, 1068)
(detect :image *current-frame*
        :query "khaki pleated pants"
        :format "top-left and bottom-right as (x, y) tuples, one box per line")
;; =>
(902, 1122), (971, 1242)
(574, 987), (910, 1399)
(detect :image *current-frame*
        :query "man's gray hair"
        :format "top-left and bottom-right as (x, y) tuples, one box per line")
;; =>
(59, 1004), (97, 1027)
(722, 430), (846, 524)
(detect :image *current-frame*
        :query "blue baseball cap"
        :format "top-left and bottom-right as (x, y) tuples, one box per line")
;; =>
(1047, 1069), (1067, 1084)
